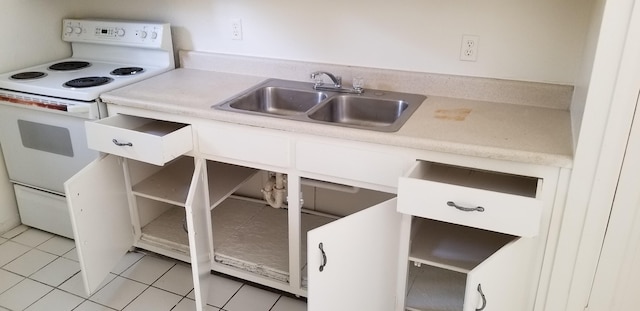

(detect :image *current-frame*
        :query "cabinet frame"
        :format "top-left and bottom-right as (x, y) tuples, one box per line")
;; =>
(67, 104), (564, 311)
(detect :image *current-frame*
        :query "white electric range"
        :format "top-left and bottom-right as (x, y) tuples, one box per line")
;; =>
(0, 19), (175, 238)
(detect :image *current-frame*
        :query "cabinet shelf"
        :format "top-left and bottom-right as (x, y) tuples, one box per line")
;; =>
(406, 265), (466, 311)
(132, 157), (257, 207)
(212, 197), (332, 285)
(139, 204), (190, 260)
(137, 195), (333, 285)
(409, 218), (515, 273)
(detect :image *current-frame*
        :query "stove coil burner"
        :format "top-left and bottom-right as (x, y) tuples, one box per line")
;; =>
(49, 61), (91, 71)
(10, 71), (47, 80)
(110, 67), (145, 76)
(63, 76), (113, 88)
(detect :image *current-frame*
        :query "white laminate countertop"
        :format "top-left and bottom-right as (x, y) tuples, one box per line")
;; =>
(100, 68), (574, 168)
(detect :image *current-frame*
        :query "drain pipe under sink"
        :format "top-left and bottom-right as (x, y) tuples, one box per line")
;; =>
(262, 172), (286, 208)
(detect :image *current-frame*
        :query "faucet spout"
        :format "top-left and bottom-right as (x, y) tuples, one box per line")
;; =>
(309, 71), (364, 94)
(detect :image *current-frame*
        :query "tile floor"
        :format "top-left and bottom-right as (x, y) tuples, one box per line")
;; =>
(0, 225), (307, 311)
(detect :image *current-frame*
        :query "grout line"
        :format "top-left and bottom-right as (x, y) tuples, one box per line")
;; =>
(3, 226), (305, 311)
(219, 283), (244, 310)
(269, 295), (283, 311)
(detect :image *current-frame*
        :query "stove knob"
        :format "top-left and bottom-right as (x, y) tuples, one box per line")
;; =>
(140, 31), (148, 38)
(64, 26), (73, 35)
(73, 26), (82, 34)
(116, 28), (125, 37)
(151, 32), (158, 39)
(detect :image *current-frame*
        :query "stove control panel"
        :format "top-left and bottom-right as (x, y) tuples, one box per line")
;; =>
(62, 19), (169, 48)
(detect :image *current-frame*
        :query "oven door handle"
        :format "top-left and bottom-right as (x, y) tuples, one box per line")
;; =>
(112, 139), (133, 147)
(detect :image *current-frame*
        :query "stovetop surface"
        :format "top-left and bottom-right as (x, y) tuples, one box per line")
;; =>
(0, 57), (169, 101)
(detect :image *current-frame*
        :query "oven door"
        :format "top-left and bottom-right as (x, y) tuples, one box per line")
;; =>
(0, 102), (99, 194)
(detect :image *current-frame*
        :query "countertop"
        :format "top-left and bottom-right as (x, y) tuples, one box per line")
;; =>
(100, 68), (574, 168)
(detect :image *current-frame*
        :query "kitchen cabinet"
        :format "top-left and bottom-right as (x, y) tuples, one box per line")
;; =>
(307, 198), (402, 311)
(65, 114), (256, 307)
(307, 158), (550, 311)
(66, 103), (563, 311)
(401, 217), (536, 311)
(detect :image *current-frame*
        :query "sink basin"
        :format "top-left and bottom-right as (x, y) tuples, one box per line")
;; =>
(214, 78), (426, 132)
(218, 80), (327, 116)
(308, 95), (409, 130)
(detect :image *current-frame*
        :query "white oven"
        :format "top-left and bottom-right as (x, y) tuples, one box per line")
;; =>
(0, 19), (174, 238)
(0, 94), (100, 238)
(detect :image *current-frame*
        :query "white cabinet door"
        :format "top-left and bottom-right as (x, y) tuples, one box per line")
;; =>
(464, 236), (536, 311)
(65, 155), (133, 295)
(185, 158), (211, 311)
(307, 198), (402, 311)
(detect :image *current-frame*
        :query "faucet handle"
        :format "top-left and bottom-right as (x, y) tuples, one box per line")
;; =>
(311, 72), (324, 86)
(352, 76), (364, 90)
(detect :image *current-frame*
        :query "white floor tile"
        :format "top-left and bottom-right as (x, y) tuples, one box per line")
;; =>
(36, 235), (76, 256)
(0, 269), (25, 294)
(187, 274), (243, 308)
(89, 276), (147, 310)
(11, 228), (54, 247)
(0, 240), (31, 266)
(60, 272), (116, 299)
(1, 225), (29, 239)
(74, 300), (117, 311)
(111, 252), (144, 274)
(271, 296), (307, 311)
(120, 255), (175, 285)
(3, 248), (57, 277)
(172, 298), (219, 311)
(0, 278), (53, 310)
(223, 285), (280, 311)
(153, 263), (193, 296)
(24, 288), (84, 311)
(30, 257), (80, 287)
(63, 248), (79, 261)
(123, 286), (182, 311)
(0, 237), (7, 245)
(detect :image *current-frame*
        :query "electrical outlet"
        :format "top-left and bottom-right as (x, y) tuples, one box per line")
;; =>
(460, 35), (479, 61)
(231, 18), (242, 40)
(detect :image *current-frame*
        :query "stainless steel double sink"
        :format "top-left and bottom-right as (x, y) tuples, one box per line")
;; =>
(213, 79), (426, 132)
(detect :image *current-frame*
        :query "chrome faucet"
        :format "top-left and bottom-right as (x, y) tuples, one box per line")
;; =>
(310, 71), (364, 94)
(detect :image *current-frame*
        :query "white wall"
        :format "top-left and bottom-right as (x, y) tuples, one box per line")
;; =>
(0, 0), (72, 72)
(59, 0), (592, 85)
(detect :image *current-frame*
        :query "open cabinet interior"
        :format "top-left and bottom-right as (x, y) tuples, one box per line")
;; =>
(210, 170), (394, 290)
(405, 218), (518, 311)
(125, 155), (395, 294)
(128, 156), (257, 261)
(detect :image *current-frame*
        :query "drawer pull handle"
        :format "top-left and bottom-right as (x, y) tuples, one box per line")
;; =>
(447, 201), (485, 212)
(476, 284), (487, 311)
(112, 139), (133, 147)
(319, 242), (327, 272)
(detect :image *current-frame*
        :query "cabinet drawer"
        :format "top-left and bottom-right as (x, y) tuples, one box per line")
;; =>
(296, 141), (409, 188)
(86, 114), (192, 165)
(198, 123), (291, 167)
(397, 161), (542, 237)
(405, 218), (535, 311)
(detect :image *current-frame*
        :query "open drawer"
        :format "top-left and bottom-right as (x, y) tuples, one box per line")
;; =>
(405, 218), (535, 311)
(85, 114), (192, 165)
(397, 161), (542, 237)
